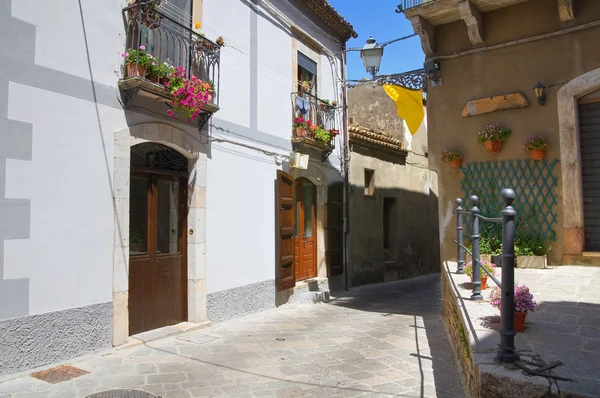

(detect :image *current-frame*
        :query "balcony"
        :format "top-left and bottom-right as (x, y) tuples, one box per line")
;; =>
(119, 0), (220, 130)
(291, 91), (339, 162)
(396, 0), (440, 12)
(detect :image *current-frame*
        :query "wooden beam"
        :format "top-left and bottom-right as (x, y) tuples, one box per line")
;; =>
(458, 1), (484, 45)
(461, 93), (529, 118)
(410, 16), (435, 56)
(558, 0), (575, 22)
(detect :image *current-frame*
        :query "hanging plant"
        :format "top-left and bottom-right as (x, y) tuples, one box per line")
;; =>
(440, 149), (463, 168)
(523, 136), (549, 160)
(477, 124), (512, 153)
(165, 67), (210, 122)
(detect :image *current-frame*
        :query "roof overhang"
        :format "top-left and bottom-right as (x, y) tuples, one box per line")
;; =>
(298, 0), (358, 42)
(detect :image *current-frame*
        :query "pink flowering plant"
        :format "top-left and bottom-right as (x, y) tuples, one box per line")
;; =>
(121, 45), (150, 68)
(463, 260), (496, 278)
(477, 124), (512, 144)
(522, 136), (549, 151)
(440, 150), (462, 162)
(293, 117), (308, 129)
(488, 284), (537, 313)
(165, 67), (210, 121)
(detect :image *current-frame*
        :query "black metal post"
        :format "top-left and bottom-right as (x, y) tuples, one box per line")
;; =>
(456, 198), (465, 274)
(470, 195), (482, 300)
(497, 188), (519, 363)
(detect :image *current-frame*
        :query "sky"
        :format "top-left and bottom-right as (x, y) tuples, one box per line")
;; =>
(328, 0), (425, 81)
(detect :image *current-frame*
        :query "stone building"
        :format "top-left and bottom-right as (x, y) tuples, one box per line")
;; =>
(346, 83), (440, 286)
(400, 0), (600, 265)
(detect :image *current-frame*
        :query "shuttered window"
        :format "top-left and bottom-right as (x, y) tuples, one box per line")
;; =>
(579, 101), (600, 251)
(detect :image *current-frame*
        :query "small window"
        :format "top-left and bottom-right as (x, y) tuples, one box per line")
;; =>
(383, 198), (396, 252)
(364, 169), (375, 196)
(297, 51), (317, 95)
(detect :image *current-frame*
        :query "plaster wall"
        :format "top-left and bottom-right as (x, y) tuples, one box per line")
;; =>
(426, 0), (600, 264)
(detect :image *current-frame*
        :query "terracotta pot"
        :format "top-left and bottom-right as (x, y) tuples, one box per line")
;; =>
(530, 148), (546, 160)
(160, 77), (169, 86)
(480, 275), (488, 290)
(207, 91), (214, 103)
(150, 74), (159, 83)
(125, 63), (146, 77)
(485, 140), (503, 153)
(294, 127), (307, 137)
(450, 157), (463, 168)
(514, 311), (527, 332)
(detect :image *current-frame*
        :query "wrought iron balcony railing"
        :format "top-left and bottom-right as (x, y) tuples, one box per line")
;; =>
(396, 0), (439, 12)
(291, 91), (339, 161)
(119, 0), (220, 128)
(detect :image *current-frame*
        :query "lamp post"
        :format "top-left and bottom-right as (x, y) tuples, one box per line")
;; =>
(360, 37), (384, 80)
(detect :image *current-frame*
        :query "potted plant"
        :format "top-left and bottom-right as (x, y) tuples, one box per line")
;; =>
(206, 80), (215, 103)
(127, 0), (162, 29)
(122, 46), (150, 77)
(440, 150), (463, 168)
(478, 232), (502, 266)
(515, 233), (549, 269)
(146, 54), (159, 83)
(293, 117), (308, 137)
(165, 67), (210, 121)
(313, 126), (333, 144)
(320, 99), (334, 111)
(523, 136), (549, 160)
(464, 260), (496, 290)
(489, 284), (537, 332)
(158, 62), (174, 85)
(477, 124), (512, 153)
(331, 100), (338, 107)
(216, 36), (225, 47)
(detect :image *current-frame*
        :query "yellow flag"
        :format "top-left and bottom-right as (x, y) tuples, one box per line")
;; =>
(382, 84), (424, 135)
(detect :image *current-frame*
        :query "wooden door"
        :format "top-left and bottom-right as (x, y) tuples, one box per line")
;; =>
(277, 171), (296, 291)
(328, 182), (344, 277)
(294, 178), (317, 281)
(579, 100), (600, 251)
(129, 171), (187, 335)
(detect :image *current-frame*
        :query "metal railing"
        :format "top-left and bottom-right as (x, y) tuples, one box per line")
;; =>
(292, 91), (338, 148)
(454, 189), (520, 363)
(121, 0), (220, 105)
(396, 0), (440, 12)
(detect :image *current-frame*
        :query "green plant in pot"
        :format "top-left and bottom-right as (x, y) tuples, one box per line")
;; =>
(515, 233), (550, 269)
(477, 124), (511, 153)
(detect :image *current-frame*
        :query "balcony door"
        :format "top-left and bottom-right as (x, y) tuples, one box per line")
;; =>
(129, 143), (188, 335)
(294, 178), (317, 281)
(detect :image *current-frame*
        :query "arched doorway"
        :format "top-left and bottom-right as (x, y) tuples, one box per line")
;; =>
(128, 143), (188, 335)
(294, 177), (317, 281)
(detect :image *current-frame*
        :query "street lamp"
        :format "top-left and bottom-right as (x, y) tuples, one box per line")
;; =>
(360, 37), (384, 79)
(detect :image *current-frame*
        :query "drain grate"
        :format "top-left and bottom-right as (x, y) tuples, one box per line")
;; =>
(30, 365), (89, 384)
(85, 390), (159, 398)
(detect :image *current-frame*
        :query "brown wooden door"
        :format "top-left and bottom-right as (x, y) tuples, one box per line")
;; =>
(129, 172), (187, 335)
(277, 170), (296, 291)
(294, 178), (317, 281)
(328, 182), (344, 277)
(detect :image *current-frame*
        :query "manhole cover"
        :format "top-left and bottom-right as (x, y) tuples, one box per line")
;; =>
(85, 390), (159, 398)
(30, 365), (89, 384)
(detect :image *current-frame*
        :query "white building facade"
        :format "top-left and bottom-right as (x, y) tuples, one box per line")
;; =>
(0, 0), (355, 375)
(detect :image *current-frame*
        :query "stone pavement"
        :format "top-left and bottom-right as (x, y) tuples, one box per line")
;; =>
(449, 264), (600, 397)
(0, 274), (465, 398)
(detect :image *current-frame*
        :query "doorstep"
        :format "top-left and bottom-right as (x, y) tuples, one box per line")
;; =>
(119, 321), (211, 349)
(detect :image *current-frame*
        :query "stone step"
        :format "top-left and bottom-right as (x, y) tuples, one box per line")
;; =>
(276, 277), (331, 306)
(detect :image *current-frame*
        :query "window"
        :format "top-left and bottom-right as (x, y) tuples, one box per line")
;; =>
(364, 169), (375, 196)
(383, 198), (396, 252)
(297, 51), (317, 96)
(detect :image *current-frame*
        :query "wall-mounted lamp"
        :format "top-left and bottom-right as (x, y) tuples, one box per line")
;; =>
(289, 151), (309, 169)
(533, 81), (546, 106)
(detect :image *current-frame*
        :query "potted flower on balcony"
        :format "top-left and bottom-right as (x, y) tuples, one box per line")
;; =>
(464, 260), (496, 290)
(313, 126), (333, 144)
(206, 80), (215, 103)
(523, 136), (549, 160)
(165, 67), (210, 122)
(122, 46), (150, 77)
(440, 149), (463, 168)
(477, 124), (512, 153)
(293, 117), (308, 137)
(216, 36), (225, 47)
(146, 54), (159, 83)
(127, 0), (162, 29)
(489, 284), (537, 332)
(158, 62), (174, 85)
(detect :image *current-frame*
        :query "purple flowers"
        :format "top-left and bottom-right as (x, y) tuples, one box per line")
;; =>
(488, 284), (537, 313)
(440, 149), (462, 162)
(476, 124), (512, 144)
(523, 136), (549, 151)
(139, 45), (146, 50)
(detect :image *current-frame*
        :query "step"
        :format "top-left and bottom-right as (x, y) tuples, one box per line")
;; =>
(562, 253), (600, 266)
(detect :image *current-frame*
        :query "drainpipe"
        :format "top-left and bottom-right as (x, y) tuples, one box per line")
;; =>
(341, 45), (350, 291)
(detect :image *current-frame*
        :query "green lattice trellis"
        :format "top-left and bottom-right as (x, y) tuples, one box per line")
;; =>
(461, 159), (559, 244)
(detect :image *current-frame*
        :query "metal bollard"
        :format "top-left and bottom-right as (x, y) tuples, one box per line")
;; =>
(456, 198), (465, 274)
(497, 188), (520, 363)
(470, 195), (482, 300)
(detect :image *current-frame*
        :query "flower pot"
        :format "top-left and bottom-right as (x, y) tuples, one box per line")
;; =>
(516, 255), (546, 269)
(160, 77), (169, 86)
(207, 91), (214, 103)
(485, 140), (503, 153)
(470, 275), (488, 290)
(530, 148), (546, 160)
(150, 74), (159, 83)
(449, 157), (463, 168)
(514, 311), (527, 332)
(125, 63), (146, 77)
(294, 127), (307, 137)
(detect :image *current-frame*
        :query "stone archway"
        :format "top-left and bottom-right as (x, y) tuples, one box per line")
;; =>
(112, 123), (208, 345)
(558, 67), (600, 256)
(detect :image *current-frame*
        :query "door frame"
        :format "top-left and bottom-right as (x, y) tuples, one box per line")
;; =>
(295, 177), (318, 281)
(112, 124), (208, 346)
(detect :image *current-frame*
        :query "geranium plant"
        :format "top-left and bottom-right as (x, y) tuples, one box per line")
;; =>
(122, 46), (150, 67)
(165, 67), (210, 121)
(293, 117), (308, 129)
(522, 136), (549, 151)
(440, 150), (462, 162)
(489, 284), (537, 313)
(477, 124), (512, 143)
(463, 260), (496, 278)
